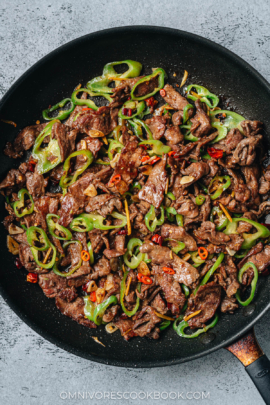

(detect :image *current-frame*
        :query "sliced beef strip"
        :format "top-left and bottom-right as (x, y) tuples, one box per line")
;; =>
(194, 221), (230, 245)
(145, 116), (166, 140)
(108, 140), (145, 195)
(72, 105), (118, 136)
(114, 318), (135, 341)
(85, 194), (122, 217)
(173, 195), (199, 219)
(164, 125), (184, 145)
(88, 228), (110, 254)
(26, 167), (47, 199)
(247, 245), (270, 273)
(180, 162), (210, 187)
(58, 192), (82, 227)
(190, 100), (212, 138)
(161, 84), (192, 113)
(185, 282), (221, 329)
(238, 242), (264, 270)
(57, 287), (78, 302)
(140, 242), (199, 286)
(55, 296), (97, 328)
(258, 164), (270, 195)
(19, 244), (48, 274)
(51, 122), (77, 162)
(161, 223), (197, 251)
(133, 75), (159, 98)
(240, 120), (263, 137)
(102, 305), (120, 323)
(154, 269), (186, 314)
(129, 203), (151, 236)
(4, 123), (46, 159)
(221, 296), (238, 313)
(0, 169), (26, 193)
(214, 256), (240, 297)
(90, 256), (111, 280)
(150, 293), (167, 315)
(138, 154), (167, 208)
(231, 135), (263, 166)
(66, 232), (91, 279)
(74, 136), (103, 171)
(226, 168), (251, 203)
(241, 165), (260, 201)
(39, 272), (67, 298)
(237, 212), (258, 234)
(103, 234), (126, 259)
(224, 128), (244, 152)
(133, 306), (161, 338)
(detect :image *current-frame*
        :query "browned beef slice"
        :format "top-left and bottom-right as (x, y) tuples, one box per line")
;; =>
(140, 242), (199, 286)
(51, 122), (77, 161)
(186, 282), (221, 329)
(164, 125), (184, 144)
(4, 123), (46, 158)
(133, 75), (159, 98)
(181, 162), (210, 187)
(67, 232), (91, 279)
(138, 154), (167, 208)
(72, 106), (118, 136)
(129, 203), (150, 236)
(224, 128), (243, 152)
(173, 195), (199, 218)
(172, 110), (183, 126)
(57, 287), (78, 302)
(161, 84), (192, 112)
(133, 306), (161, 338)
(111, 77), (141, 104)
(190, 100), (212, 138)
(194, 221), (230, 245)
(248, 245), (270, 272)
(150, 293), (167, 314)
(108, 140), (145, 195)
(75, 136), (103, 168)
(26, 168), (46, 199)
(161, 223), (197, 251)
(214, 256), (240, 297)
(241, 165), (260, 200)
(241, 120), (263, 137)
(0, 169), (25, 192)
(88, 229), (110, 253)
(55, 297), (97, 328)
(102, 305), (119, 323)
(50, 164), (64, 183)
(231, 135), (262, 166)
(114, 318), (135, 341)
(39, 272), (67, 298)
(58, 193), (81, 227)
(19, 244), (37, 271)
(237, 212), (258, 234)
(221, 296), (238, 313)
(103, 234), (126, 259)
(154, 270), (186, 314)
(85, 194), (122, 217)
(90, 256), (111, 279)
(145, 116), (166, 140)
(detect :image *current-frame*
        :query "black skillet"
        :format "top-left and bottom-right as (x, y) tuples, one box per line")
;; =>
(1, 26), (270, 403)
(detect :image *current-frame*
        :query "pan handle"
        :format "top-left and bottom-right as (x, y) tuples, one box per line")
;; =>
(226, 329), (270, 405)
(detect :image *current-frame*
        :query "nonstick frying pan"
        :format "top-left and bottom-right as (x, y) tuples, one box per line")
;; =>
(1, 26), (270, 403)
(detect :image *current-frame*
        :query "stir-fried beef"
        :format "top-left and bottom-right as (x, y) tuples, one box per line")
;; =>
(3, 60), (270, 342)
(185, 282), (221, 329)
(138, 154), (167, 208)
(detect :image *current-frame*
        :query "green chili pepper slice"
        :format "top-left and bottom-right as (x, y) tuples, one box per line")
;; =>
(119, 100), (146, 119)
(159, 320), (171, 331)
(182, 104), (194, 124)
(194, 253), (225, 295)
(175, 314), (219, 338)
(224, 218), (270, 250)
(83, 296), (95, 321)
(145, 205), (165, 232)
(123, 238), (145, 269)
(176, 214), (184, 227)
(186, 84), (219, 108)
(108, 140), (124, 160)
(210, 121), (228, 144)
(131, 181), (142, 190)
(139, 139), (171, 155)
(46, 214), (72, 241)
(131, 68), (167, 101)
(32, 120), (62, 174)
(166, 192), (176, 201)
(190, 251), (206, 267)
(70, 211), (127, 232)
(208, 175), (231, 200)
(120, 271), (141, 317)
(210, 207), (228, 231)
(165, 207), (177, 222)
(210, 110), (245, 133)
(53, 240), (82, 277)
(26, 226), (51, 251)
(42, 98), (75, 121)
(31, 242), (57, 270)
(59, 150), (94, 189)
(165, 238), (185, 254)
(93, 295), (118, 325)
(182, 284), (190, 297)
(13, 188), (34, 218)
(128, 118), (153, 141)
(195, 195), (206, 206)
(87, 241), (94, 265)
(236, 262), (258, 306)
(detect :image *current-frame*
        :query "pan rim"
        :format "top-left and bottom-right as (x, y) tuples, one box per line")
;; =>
(1, 25), (270, 368)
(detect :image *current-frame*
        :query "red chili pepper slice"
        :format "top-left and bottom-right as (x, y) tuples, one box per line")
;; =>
(198, 247), (208, 260)
(117, 229), (127, 235)
(108, 174), (121, 188)
(137, 273), (144, 282)
(141, 276), (153, 285)
(82, 281), (90, 292)
(150, 157), (161, 165)
(207, 147), (223, 159)
(82, 107), (92, 111)
(145, 96), (156, 107)
(141, 145), (148, 150)
(15, 258), (23, 269)
(160, 89), (166, 97)
(151, 234), (163, 246)
(81, 250), (90, 261)
(28, 160), (37, 172)
(141, 156), (150, 163)
(89, 291), (96, 302)
(163, 267), (175, 275)
(168, 151), (176, 157)
(127, 108), (133, 117)
(27, 273), (38, 283)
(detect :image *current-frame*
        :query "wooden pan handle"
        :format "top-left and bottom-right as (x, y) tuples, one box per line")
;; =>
(226, 329), (270, 405)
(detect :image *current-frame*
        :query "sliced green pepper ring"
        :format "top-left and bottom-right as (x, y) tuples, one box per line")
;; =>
(210, 121), (228, 144)
(53, 240), (82, 277)
(131, 68), (167, 101)
(46, 214), (72, 240)
(182, 104), (194, 124)
(186, 84), (219, 108)
(139, 139), (171, 155)
(224, 218), (270, 250)
(159, 320), (171, 331)
(165, 238), (185, 254)
(165, 207), (177, 222)
(195, 195), (206, 206)
(194, 253), (225, 295)
(210, 110), (245, 133)
(129, 118), (153, 141)
(31, 242), (57, 270)
(108, 139), (124, 160)
(83, 296), (95, 321)
(59, 149), (94, 190)
(70, 211), (127, 232)
(145, 205), (165, 232)
(181, 284), (190, 297)
(123, 238), (145, 269)
(236, 262), (258, 307)
(176, 214), (184, 227)
(26, 226), (51, 251)
(93, 295), (118, 325)
(208, 175), (231, 200)
(210, 206), (228, 231)
(42, 98), (75, 121)
(13, 188), (34, 218)
(71, 88), (98, 111)
(120, 271), (141, 317)
(174, 314), (219, 338)
(87, 241), (94, 265)
(119, 100), (146, 119)
(190, 251), (206, 267)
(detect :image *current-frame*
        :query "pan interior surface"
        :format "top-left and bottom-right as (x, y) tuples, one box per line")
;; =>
(0, 26), (270, 368)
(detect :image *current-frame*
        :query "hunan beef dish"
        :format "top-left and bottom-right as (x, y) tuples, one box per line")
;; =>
(2, 60), (270, 341)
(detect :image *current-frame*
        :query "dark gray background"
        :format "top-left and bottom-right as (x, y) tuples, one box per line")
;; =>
(1, 1), (270, 404)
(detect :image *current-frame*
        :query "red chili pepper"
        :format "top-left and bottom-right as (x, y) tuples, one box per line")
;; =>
(141, 156), (150, 163)
(168, 151), (176, 157)
(163, 267), (175, 275)
(198, 247), (208, 260)
(141, 276), (153, 285)
(81, 250), (90, 262)
(207, 147), (223, 159)
(137, 273), (143, 282)
(141, 145), (148, 150)
(122, 108), (128, 116)
(82, 281), (90, 292)
(127, 96), (131, 101)
(82, 107), (92, 111)
(160, 89), (166, 97)
(150, 156), (161, 165)
(27, 273), (38, 283)
(108, 174), (121, 187)
(118, 229), (127, 235)
(28, 160), (36, 172)
(127, 108), (133, 117)
(89, 291), (97, 302)
(151, 234), (163, 246)
(145, 96), (156, 107)
(15, 258), (23, 269)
